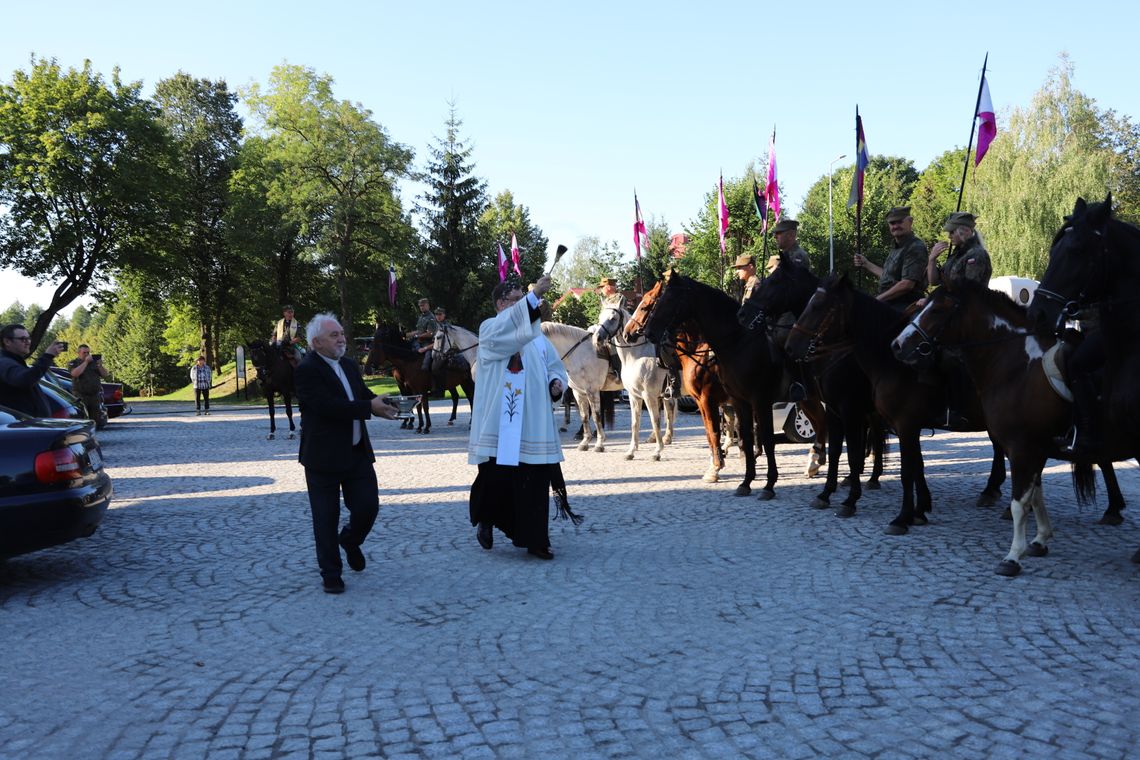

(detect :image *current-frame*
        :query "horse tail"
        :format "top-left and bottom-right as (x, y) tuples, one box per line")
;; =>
(1071, 460), (1097, 507)
(602, 390), (616, 429)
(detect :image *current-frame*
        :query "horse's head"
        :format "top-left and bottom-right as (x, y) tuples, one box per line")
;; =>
(785, 273), (854, 361)
(741, 254), (818, 330)
(625, 280), (663, 340)
(1032, 194), (1114, 332)
(366, 324), (403, 368)
(643, 269), (690, 344)
(592, 306), (627, 355)
(432, 324), (448, 354)
(247, 339), (271, 368)
(891, 286), (960, 368)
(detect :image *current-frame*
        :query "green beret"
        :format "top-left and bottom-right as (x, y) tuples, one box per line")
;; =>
(884, 206), (911, 222)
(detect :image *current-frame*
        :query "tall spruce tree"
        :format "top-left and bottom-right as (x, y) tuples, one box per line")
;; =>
(416, 108), (488, 328)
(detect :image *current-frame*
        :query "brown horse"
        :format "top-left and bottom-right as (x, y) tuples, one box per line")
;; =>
(628, 283), (730, 481)
(365, 325), (474, 434)
(892, 281), (1129, 576)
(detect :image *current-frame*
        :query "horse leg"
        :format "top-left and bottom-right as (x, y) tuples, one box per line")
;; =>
(698, 393), (723, 482)
(448, 388), (458, 425)
(997, 463), (1043, 576)
(1096, 461), (1126, 525)
(645, 393), (664, 461)
(836, 412), (865, 517)
(977, 434), (1006, 508)
(422, 393), (431, 434)
(1026, 472), (1054, 558)
(801, 398), (827, 477)
(885, 428), (919, 535)
(812, 412), (843, 509)
(266, 392), (276, 440)
(415, 399), (425, 433)
(755, 402), (778, 501)
(625, 394), (643, 460)
(592, 393), (607, 452)
(576, 393), (593, 451)
(662, 397), (677, 445)
(734, 399), (755, 496)
(284, 395), (296, 439)
(866, 420), (885, 490)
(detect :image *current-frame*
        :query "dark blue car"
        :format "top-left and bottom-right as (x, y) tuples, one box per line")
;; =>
(0, 405), (112, 559)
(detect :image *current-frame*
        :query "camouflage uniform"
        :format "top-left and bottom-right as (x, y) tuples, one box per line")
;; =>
(878, 234), (928, 308)
(938, 236), (992, 286)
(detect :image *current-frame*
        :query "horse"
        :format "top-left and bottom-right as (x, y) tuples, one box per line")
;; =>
(635, 269), (784, 499)
(892, 281), (1130, 575)
(627, 280), (734, 482)
(743, 253), (891, 517)
(540, 322), (621, 452)
(246, 340), (298, 440)
(432, 323), (479, 426)
(594, 305), (677, 461)
(364, 325), (474, 434)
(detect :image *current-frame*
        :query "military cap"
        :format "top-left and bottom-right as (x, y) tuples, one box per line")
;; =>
(943, 211), (978, 231)
(281, 304), (294, 311)
(732, 254), (755, 268)
(884, 206), (911, 222)
(771, 218), (799, 234)
(417, 297), (430, 305)
(597, 277), (618, 288)
(433, 306), (447, 315)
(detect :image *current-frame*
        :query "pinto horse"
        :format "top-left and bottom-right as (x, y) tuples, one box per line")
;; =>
(892, 281), (1129, 575)
(743, 254), (891, 517)
(627, 280), (734, 482)
(247, 339), (297, 440)
(637, 270), (785, 499)
(364, 325), (474, 434)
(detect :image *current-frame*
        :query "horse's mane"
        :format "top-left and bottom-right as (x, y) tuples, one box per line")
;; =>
(944, 280), (1033, 328)
(541, 322), (590, 340)
(442, 324), (478, 341)
(374, 325), (421, 361)
(823, 274), (911, 367)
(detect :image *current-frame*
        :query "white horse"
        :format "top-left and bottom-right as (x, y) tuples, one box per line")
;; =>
(594, 306), (677, 461)
(433, 323), (479, 377)
(540, 322), (622, 452)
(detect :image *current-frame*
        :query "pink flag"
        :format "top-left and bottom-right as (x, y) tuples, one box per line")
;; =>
(509, 233), (522, 276)
(497, 242), (508, 282)
(765, 129), (780, 223)
(975, 75), (997, 166)
(718, 175), (729, 255)
(633, 193), (648, 260)
(388, 262), (397, 306)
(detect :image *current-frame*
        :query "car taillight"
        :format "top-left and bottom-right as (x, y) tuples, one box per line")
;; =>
(52, 407), (71, 419)
(112, 388), (123, 402)
(34, 448), (82, 483)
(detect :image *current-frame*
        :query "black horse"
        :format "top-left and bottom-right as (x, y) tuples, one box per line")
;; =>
(635, 269), (783, 499)
(743, 252), (890, 517)
(247, 339), (297, 440)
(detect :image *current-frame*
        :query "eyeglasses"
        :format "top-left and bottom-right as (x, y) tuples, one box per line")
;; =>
(887, 220), (905, 227)
(7, 336), (31, 342)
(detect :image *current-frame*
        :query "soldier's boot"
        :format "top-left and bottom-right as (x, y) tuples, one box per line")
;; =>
(662, 370), (681, 399)
(1061, 374), (1101, 458)
(607, 353), (622, 382)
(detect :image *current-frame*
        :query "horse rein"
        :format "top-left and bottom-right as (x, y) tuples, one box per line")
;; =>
(596, 307), (652, 349)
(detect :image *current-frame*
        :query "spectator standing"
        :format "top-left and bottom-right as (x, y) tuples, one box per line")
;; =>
(191, 356), (212, 416)
(67, 344), (110, 425)
(0, 324), (65, 417)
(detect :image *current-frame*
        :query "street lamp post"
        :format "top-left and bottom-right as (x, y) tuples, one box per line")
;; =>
(828, 153), (846, 273)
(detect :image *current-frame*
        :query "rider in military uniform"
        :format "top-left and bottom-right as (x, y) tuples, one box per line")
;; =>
(427, 306), (453, 395)
(854, 206), (928, 310)
(598, 277), (628, 310)
(407, 298), (436, 350)
(732, 254), (760, 303)
(927, 211), (991, 288)
(768, 218), (812, 274)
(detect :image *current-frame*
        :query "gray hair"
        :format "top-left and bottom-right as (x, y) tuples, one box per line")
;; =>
(306, 312), (341, 344)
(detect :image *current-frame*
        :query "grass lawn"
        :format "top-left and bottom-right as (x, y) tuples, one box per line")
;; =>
(126, 361), (404, 403)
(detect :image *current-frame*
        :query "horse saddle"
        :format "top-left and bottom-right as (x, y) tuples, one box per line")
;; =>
(1042, 343), (1075, 403)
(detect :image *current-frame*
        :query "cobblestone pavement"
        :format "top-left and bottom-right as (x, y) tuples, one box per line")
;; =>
(2, 399), (1140, 759)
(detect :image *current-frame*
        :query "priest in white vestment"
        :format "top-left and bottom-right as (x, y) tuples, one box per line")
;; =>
(468, 274), (568, 560)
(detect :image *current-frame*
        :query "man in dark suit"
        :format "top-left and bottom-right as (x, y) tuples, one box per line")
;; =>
(295, 313), (400, 594)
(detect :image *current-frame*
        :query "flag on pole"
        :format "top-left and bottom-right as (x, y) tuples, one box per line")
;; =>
(388, 262), (397, 306)
(497, 242), (508, 282)
(718, 174), (729, 254)
(848, 108), (869, 209)
(765, 129), (780, 223)
(633, 193), (648, 260)
(510, 233), (522, 276)
(975, 75), (997, 166)
(752, 178), (769, 234)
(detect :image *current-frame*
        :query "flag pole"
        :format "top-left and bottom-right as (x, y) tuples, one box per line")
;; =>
(634, 189), (644, 297)
(956, 52), (989, 212)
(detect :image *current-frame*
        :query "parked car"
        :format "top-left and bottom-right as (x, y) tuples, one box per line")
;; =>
(674, 396), (816, 444)
(37, 376), (89, 422)
(0, 405), (112, 559)
(48, 366), (130, 425)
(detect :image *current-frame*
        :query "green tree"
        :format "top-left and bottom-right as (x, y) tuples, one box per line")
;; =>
(475, 189), (549, 322)
(0, 57), (170, 349)
(415, 107), (488, 328)
(972, 56), (1132, 277)
(796, 156), (920, 287)
(552, 236), (624, 293)
(152, 73), (244, 367)
(244, 63), (415, 339)
(629, 216), (674, 296)
(908, 148), (969, 247)
(678, 168), (771, 291)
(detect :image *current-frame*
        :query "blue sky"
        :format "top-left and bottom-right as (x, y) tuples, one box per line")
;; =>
(2, 0), (1138, 312)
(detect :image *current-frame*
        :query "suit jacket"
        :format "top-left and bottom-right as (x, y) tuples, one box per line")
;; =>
(295, 350), (377, 472)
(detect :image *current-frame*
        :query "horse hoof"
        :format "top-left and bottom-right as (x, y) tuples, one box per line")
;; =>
(702, 472), (719, 483)
(996, 559), (1022, 577)
(757, 489), (775, 502)
(624, 453), (634, 461)
(448, 421), (454, 426)
(577, 442), (590, 451)
(559, 427), (567, 433)
(805, 464), (821, 478)
(839, 475), (854, 488)
(645, 435), (657, 444)
(866, 480), (881, 491)
(267, 434), (275, 440)
(835, 505), (856, 518)
(811, 496), (829, 510)
(652, 453), (661, 462)
(663, 435), (673, 445)
(1001, 506), (1012, 521)
(734, 485), (752, 497)
(288, 433), (296, 440)
(594, 445), (605, 453)
(975, 490), (1000, 508)
(911, 514), (928, 527)
(1027, 542), (1049, 557)
(884, 523), (909, 536)
(1097, 511), (1124, 526)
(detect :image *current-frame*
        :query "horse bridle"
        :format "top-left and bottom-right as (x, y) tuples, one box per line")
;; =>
(596, 307), (651, 349)
(788, 290), (847, 361)
(436, 325), (478, 357)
